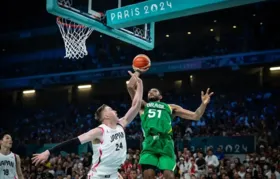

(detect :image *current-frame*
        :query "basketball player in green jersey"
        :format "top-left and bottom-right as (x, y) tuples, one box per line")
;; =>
(126, 71), (213, 179)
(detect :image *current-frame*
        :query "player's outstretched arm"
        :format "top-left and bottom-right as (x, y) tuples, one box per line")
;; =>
(170, 88), (214, 120)
(126, 71), (139, 99)
(15, 155), (24, 179)
(31, 127), (103, 166)
(120, 71), (143, 128)
(126, 71), (147, 107)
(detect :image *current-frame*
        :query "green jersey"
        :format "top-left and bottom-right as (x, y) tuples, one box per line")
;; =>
(140, 101), (173, 137)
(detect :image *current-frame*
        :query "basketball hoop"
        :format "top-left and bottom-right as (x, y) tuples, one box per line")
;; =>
(57, 17), (94, 60)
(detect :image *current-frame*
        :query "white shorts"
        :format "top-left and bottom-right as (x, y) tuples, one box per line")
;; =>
(87, 172), (118, 179)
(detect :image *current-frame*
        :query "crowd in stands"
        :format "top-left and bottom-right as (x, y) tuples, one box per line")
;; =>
(1, 89), (279, 179)
(16, 145), (280, 179)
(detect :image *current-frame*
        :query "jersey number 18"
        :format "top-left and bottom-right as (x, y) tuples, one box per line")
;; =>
(148, 109), (162, 118)
(3, 169), (9, 175)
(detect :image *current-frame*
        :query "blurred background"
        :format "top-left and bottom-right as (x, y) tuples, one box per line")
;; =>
(0, 0), (280, 179)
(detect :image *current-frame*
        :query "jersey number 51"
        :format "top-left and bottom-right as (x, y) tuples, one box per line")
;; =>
(148, 109), (162, 118)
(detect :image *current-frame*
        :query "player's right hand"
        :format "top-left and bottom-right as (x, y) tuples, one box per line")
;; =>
(32, 150), (50, 166)
(128, 71), (142, 86)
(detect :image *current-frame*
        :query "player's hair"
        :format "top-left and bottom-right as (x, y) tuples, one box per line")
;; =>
(0, 132), (10, 140)
(95, 104), (107, 122)
(156, 88), (162, 95)
(0, 132), (10, 149)
(149, 88), (162, 95)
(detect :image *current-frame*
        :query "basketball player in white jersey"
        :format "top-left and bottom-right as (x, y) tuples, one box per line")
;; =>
(0, 133), (24, 179)
(32, 71), (143, 179)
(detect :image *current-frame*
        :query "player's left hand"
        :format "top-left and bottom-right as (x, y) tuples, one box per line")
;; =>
(201, 88), (214, 105)
(32, 150), (50, 166)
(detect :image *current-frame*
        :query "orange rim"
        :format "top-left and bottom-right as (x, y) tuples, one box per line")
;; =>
(56, 17), (85, 28)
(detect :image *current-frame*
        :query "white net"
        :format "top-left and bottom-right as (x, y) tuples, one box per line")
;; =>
(57, 0), (94, 60)
(56, 0), (151, 59)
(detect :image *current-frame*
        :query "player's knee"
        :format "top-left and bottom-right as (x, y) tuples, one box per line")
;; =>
(143, 169), (155, 179)
(163, 170), (175, 179)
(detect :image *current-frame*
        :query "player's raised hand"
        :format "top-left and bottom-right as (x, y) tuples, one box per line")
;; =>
(201, 88), (214, 105)
(31, 150), (50, 166)
(128, 71), (142, 86)
(133, 67), (149, 74)
(127, 71), (137, 88)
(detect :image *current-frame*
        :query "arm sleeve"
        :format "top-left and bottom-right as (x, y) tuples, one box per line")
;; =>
(49, 137), (81, 155)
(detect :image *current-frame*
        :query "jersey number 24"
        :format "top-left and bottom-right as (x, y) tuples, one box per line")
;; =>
(148, 109), (162, 118)
(115, 142), (123, 151)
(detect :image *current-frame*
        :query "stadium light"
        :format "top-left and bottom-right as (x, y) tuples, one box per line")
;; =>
(270, 67), (280, 71)
(78, 85), (92, 89)
(23, 90), (35, 94)
(126, 81), (129, 85)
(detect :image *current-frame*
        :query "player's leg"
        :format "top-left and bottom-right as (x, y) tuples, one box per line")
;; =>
(140, 137), (160, 178)
(142, 164), (157, 179)
(158, 155), (176, 179)
(139, 153), (158, 179)
(158, 139), (176, 179)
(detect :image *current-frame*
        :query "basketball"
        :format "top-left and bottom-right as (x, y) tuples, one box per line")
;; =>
(132, 54), (151, 71)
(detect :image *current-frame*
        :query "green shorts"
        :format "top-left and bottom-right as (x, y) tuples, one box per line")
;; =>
(139, 136), (176, 171)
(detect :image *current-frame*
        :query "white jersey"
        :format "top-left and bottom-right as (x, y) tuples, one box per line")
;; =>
(88, 123), (127, 177)
(0, 152), (18, 179)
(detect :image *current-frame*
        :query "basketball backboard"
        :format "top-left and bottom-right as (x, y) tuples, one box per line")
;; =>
(47, 0), (155, 50)
(47, 0), (265, 51)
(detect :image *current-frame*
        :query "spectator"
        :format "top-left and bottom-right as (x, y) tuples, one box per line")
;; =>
(238, 165), (246, 179)
(214, 147), (225, 160)
(55, 165), (65, 177)
(177, 157), (188, 178)
(186, 158), (198, 179)
(196, 151), (206, 176)
(266, 166), (280, 179)
(205, 149), (219, 172)
(129, 169), (137, 179)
